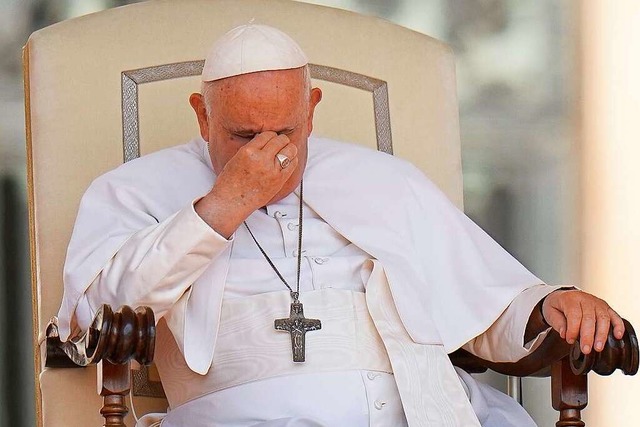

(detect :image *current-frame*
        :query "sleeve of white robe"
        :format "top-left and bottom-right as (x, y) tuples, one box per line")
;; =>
(73, 200), (232, 331)
(462, 284), (566, 362)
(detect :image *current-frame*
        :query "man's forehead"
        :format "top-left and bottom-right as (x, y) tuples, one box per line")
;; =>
(202, 24), (308, 82)
(220, 96), (304, 133)
(209, 68), (307, 114)
(220, 101), (303, 130)
(209, 68), (308, 130)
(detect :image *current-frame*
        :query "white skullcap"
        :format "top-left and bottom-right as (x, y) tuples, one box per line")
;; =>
(202, 23), (308, 82)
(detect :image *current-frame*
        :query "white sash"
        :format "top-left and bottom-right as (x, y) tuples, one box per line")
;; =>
(365, 260), (480, 426)
(155, 288), (392, 408)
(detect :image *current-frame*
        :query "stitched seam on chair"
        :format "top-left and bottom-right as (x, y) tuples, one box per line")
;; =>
(121, 60), (205, 163)
(309, 64), (393, 155)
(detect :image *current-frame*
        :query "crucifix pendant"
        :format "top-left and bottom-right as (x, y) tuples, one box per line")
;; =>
(274, 294), (321, 362)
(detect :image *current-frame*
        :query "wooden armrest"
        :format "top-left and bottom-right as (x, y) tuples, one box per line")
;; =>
(45, 304), (155, 368)
(449, 318), (638, 377)
(569, 318), (638, 376)
(46, 306), (636, 427)
(450, 318), (638, 427)
(45, 305), (156, 427)
(450, 329), (572, 376)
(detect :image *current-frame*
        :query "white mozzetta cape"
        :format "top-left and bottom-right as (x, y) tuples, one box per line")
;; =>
(59, 137), (542, 375)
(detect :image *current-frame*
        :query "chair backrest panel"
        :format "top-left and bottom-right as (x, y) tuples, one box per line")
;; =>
(25, 1), (462, 424)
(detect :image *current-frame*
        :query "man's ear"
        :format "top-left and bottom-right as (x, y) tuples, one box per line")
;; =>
(306, 87), (323, 133)
(189, 93), (210, 142)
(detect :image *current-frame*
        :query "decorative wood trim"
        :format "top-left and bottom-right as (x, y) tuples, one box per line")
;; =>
(570, 318), (638, 376)
(552, 356), (587, 427)
(99, 361), (131, 427)
(44, 305), (156, 426)
(45, 305), (155, 369)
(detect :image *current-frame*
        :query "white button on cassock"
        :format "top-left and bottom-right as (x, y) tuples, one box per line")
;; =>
(374, 400), (386, 410)
(287, 222), (298, 231)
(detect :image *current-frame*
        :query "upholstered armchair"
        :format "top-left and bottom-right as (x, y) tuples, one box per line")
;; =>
(24, 1), (638, 426)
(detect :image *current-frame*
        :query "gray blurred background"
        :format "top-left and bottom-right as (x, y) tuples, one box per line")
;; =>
(0, 0), (617, 426)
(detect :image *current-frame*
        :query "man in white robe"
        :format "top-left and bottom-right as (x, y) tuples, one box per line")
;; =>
(58, 24), (625, 426)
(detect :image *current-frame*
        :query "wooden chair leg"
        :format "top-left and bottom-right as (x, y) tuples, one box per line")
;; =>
(552, 356), (587, 427)
(98, 360), (131, 427)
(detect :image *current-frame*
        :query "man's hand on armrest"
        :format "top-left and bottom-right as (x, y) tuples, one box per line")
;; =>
(528, 289), (625, 355)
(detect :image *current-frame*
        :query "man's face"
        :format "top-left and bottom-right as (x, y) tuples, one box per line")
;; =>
(190, 67), (322, 204)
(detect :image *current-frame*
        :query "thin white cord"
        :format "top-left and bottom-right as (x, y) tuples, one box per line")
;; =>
(129, 386), (140, 423)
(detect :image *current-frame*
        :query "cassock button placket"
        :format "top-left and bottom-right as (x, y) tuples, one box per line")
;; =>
(314, 257), (329, 265)
(287, 222), (299, 231)
(273, 211), (287, 219)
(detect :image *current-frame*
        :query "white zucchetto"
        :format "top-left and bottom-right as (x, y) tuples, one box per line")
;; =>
(202, 23), (309, 82)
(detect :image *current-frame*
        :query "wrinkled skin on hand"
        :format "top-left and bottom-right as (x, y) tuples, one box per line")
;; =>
(211, 131), (300, 211)
(542, 289), (625, 354)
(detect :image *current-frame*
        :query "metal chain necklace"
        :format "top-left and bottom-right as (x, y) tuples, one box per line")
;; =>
(243, 180), (322, 362)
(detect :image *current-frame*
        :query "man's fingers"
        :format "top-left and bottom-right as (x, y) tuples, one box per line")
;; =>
(247, 131), (279, 149)
(239, 132), (295, 173)
(543, 306), (567, 339)
(578, 302), (597, 354)
(274, 143), (298, 169)
(609, 308), (626, 340)
(593, 308), (611, 352)
(262, 133), (291, 157)
(280, 156), (299, 177)
(564, 306), (583, 346)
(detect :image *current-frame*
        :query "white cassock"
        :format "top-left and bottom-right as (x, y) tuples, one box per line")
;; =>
(59, 136), (560, 426)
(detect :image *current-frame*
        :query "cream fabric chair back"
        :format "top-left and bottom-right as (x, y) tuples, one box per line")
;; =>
(24, 0), (462, 425)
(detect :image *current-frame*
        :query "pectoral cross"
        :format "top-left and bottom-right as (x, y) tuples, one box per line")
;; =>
(274, 294), (321, 362)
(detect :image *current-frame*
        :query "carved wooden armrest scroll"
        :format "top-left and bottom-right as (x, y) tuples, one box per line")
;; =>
(569, 318), (638, 376)
(45, 305), (155, 427)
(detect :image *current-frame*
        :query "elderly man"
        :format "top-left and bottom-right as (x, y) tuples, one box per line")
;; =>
(59, 24), (624, 426)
